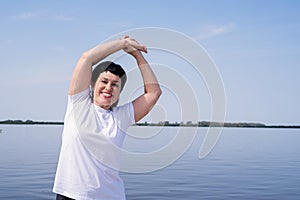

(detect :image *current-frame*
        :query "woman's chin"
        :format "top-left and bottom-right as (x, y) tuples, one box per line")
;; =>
(94, 99), (111, 108)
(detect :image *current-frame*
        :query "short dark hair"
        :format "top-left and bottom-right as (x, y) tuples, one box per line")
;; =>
(91, 61), (127, 108)
(91, 61), (127, 91)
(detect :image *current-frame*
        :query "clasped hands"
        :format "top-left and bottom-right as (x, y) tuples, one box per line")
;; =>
(122, 35), (147, 57)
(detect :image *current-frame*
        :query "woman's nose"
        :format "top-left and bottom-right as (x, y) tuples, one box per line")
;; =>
(106, 83), (113, 91)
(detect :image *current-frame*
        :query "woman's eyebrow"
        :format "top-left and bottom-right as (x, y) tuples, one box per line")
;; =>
(101, 77), (120, 83)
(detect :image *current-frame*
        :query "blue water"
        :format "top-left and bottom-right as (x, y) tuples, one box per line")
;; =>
(0, 125), (299, 199)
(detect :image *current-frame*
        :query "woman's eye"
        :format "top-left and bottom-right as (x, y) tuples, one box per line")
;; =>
(112, 83), (119, 87)
(101, 80), (108, 84)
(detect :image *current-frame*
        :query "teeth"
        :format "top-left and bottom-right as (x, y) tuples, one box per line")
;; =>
(103, 93), (112, 98)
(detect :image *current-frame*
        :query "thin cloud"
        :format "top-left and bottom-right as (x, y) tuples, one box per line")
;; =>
(195, 23), (236, 40)
(13, 10), (48, 20)
(13, 11), (73, 21)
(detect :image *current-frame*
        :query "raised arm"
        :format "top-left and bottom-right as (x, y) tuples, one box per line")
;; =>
(69, 38), (147, 95)
(124, 37), (162, 122)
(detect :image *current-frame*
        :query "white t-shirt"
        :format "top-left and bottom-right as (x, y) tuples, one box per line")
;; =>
(53, 89), (135, 200)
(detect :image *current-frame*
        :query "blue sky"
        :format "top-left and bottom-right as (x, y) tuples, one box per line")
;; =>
(0, 0), (299, 125)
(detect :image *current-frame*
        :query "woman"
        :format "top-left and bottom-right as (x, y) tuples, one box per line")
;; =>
(53, 35), (161, 200)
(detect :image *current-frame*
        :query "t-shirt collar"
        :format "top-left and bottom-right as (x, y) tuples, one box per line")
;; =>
(93, 103), (112, 113)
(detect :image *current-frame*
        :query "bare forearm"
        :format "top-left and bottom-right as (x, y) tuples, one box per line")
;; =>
(131, 52), (161, 122)
(85, 40), (125, 65)
(135, 53), (161, 95)
(69, 39), (125, 95)
(69, 35), (148, 97)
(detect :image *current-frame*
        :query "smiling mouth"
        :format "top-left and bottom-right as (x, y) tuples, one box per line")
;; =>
(101, 92), (112, 98)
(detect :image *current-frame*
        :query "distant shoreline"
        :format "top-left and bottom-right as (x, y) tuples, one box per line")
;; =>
(0, 120), (63, 125)
(0, 119), (300, 129)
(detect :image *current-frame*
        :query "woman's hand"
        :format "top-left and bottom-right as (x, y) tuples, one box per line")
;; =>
(122, 35), (147, 57)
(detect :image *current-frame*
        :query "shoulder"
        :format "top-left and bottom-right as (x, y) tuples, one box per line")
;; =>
(65, 88), (92, 118)
(68, 88), (91, 104)
(113, 102), (133, 112)
(112, 102), (135, 124)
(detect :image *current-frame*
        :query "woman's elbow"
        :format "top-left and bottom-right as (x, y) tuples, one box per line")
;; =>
(147, 86), (162, 105)
(80, 51), (91, 61)
(157, 87), (162, 98)
(154, 86), (162, 101)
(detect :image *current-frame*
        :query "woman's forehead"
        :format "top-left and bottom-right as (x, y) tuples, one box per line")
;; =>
(98, 71), (121, 82)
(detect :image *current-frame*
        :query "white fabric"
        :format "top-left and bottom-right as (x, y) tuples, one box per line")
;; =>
(53, 89), (135, 200)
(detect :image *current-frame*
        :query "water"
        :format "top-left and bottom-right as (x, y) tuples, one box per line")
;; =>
(0, 125), (299, 199)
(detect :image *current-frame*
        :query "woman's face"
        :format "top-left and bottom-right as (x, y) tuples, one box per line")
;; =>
(93, 71), (122, 110)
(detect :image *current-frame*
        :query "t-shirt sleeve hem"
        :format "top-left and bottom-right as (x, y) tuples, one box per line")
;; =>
(129, 102), (135, 125)
(68, 88), (91, 103)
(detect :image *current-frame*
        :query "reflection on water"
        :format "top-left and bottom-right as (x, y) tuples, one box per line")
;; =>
(0, 126), (299, 199)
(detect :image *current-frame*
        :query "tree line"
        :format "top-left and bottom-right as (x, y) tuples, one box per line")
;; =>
(1, 119), (299, 128)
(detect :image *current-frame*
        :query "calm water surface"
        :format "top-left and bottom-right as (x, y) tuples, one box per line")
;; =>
(0, 125), (299, 199)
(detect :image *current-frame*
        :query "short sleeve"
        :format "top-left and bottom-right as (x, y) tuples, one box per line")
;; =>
(113, 102), (135, 132)
(68, 88), (91, 104)
(63, 89), (91, 123)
